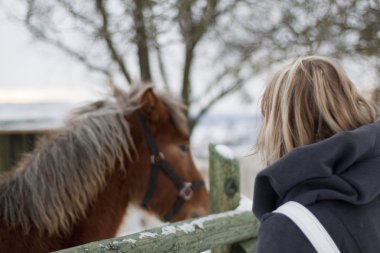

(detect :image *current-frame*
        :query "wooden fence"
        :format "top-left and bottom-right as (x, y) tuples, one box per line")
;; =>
(54, 144), (259, 253)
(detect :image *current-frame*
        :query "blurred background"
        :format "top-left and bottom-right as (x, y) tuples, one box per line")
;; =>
(0, 0), (379, 235)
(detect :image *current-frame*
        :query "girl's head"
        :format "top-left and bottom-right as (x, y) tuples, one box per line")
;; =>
(257, 56), (376, 165)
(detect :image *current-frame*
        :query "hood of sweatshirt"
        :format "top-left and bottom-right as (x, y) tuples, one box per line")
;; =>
(252, 120), (380, 220)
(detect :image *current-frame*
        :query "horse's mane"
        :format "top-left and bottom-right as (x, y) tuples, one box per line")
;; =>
(0, 85), (188, 236)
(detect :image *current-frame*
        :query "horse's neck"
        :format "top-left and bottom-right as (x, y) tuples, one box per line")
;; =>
(59, 116), (150, 249)
(61, 167), (131, 248)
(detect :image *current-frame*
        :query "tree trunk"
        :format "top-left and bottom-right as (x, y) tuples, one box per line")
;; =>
(181, 44), (194, 108)
(133, 0), (152, 83)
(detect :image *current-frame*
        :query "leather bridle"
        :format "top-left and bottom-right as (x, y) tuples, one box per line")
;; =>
(135, 110), (205, 222)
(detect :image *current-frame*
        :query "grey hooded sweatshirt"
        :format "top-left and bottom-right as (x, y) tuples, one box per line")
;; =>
(252, 120), (380, 253)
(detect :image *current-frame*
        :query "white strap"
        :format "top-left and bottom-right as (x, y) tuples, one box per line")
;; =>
(274, 201), (340, 253)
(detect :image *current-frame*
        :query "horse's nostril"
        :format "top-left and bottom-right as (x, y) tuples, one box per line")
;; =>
(191, 214), (200, 218)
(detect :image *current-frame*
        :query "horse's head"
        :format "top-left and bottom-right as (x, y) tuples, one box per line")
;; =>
(128, 86), (208, 222)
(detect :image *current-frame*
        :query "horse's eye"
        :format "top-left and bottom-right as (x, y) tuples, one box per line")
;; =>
(179, 144), (190, 152)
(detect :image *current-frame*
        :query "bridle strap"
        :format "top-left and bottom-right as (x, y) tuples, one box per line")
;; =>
(134, 110), (205, 221)
(134, 111), (160, 156)
(164, 180), (205, 221)
(141, 162), (160, 209)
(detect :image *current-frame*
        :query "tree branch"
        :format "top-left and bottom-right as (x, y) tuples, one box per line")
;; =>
(154, 42), (170, 90)
(24, 20), (111, 77)
(95, 0), (133, 85)
(56, 0), (97, 27)
(145, 2), (170, 90)
(189, 77), (246, 132)
(178, 0), (218, 107)
(132, 0), (152, 83)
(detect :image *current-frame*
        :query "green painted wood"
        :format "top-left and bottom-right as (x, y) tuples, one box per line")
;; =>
(0, 134), (11, 172)
(231, 238), (257, 253)
(209, 144), (240, 253)
(0, 132), (41, 173)
(54, 210), (259, 253)
(11, 134), (25, 167)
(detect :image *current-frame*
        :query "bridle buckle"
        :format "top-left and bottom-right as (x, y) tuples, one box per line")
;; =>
(179, 182), (193, 200)
(151, 152), (165, 164)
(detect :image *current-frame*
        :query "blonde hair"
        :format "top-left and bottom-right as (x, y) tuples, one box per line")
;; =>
(257, 56), (376, 165)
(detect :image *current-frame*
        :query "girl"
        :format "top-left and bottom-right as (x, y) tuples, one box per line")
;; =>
(253, 56), (380, 252)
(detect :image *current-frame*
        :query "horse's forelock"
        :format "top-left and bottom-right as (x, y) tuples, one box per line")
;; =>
(157, 93), (189, 137)
(108, 85), (189, 136)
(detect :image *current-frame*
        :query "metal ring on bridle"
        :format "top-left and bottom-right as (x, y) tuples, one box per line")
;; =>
(151, 152), (165, 164)
(179, 182), (193, 200)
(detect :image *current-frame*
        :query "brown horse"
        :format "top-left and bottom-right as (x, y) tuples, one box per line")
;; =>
(0, 86), (208, 253)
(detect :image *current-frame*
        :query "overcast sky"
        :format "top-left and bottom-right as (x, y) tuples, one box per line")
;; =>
(0, 8), (106, 104)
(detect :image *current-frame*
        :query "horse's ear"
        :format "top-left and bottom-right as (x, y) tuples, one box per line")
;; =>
(140, 86), (165, 122)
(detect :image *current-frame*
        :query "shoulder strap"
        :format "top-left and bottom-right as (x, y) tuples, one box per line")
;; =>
(274, 201), (340, 253)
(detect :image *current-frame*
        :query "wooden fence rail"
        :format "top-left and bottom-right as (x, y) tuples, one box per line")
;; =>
(55, 210), (259, 253)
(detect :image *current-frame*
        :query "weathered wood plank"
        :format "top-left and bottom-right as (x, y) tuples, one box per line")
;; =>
(54, 210), (259, 253)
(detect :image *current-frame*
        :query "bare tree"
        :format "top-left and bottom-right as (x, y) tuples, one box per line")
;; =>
(9, 0), (380, 132)
(18, 0), (257, 131)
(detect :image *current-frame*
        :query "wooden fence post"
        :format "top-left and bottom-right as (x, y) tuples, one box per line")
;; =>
(209, 144), (240, 253)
